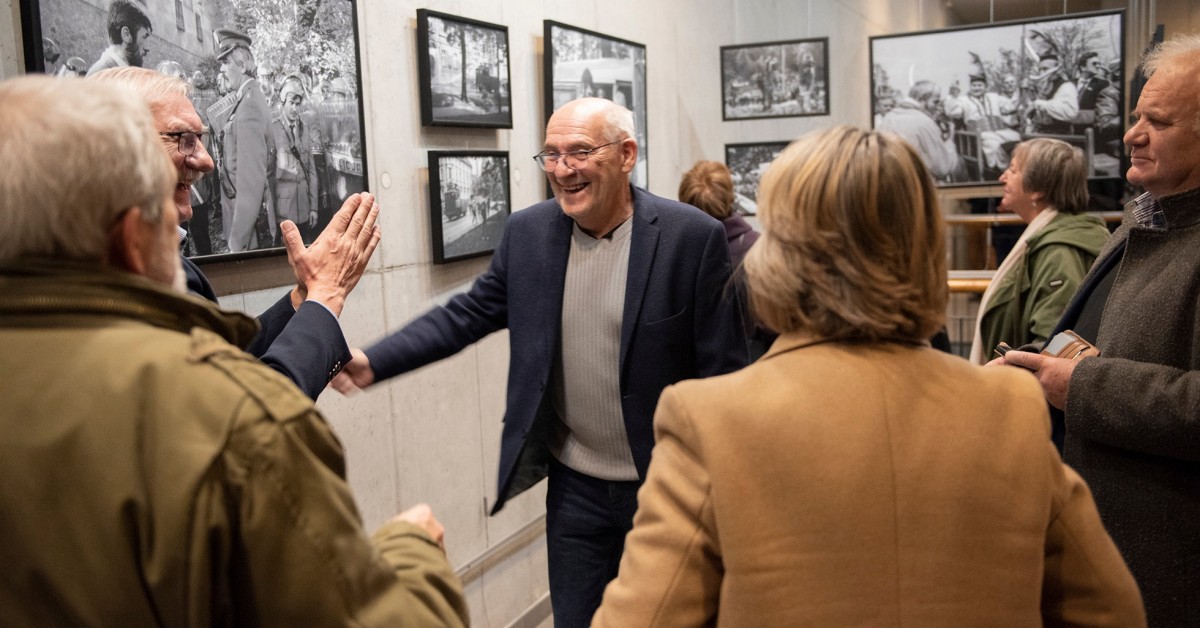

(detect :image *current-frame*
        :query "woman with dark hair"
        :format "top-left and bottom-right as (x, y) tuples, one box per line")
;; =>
(679, 160), (775, 359)
(969, 138), (1109, 364)
(593, 126), (1143, 627)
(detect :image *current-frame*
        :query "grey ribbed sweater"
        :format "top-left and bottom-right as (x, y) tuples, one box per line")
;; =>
(549, 219), (638, 480)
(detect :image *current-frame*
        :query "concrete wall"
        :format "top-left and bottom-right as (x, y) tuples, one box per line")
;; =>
(1, 0), (1192, 625)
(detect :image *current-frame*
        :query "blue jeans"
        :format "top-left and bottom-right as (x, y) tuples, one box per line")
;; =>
(546, 458), (641, 628)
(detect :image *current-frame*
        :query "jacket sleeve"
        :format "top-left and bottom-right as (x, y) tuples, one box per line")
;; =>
(247, 296), (350, 400)
(1041, 452), (1146, 627)
(693, 222), (750, 377)
(224, 393), (468, 626)
(1066, 357), (1200, 461)
(592, 386), (722, 627)
(1024, 243), (1094, 347)
(364, 226), (511, 382)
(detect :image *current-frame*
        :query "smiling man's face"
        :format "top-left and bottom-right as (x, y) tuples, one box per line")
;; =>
(152, 94), (214, 222)
(542, 100), (636, 236)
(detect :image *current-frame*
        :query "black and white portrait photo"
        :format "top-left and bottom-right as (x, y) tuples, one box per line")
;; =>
(725, 141), (790, 215)
(721, 38), (830, 120)
(428, 151), (511, 264)
(417, 9), (511, 128)
(21, 0), (369, 260)
(871, 10), (1124, 186)
(544, 21), (647, 188)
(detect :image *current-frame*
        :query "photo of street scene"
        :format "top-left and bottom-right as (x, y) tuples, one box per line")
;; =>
(725, 141), (790, 215)
(871, 11), (1123, 185)
(722, 38), (829, 120)
(429, 152), (510, 263)
(417, 10), (511, 128)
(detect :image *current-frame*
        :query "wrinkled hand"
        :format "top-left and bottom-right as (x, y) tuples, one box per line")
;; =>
(330, 347), (375, 395)
(281, 192), (382, 317)
(998, 350), (1081, 410)
(391, 503), (446, 551)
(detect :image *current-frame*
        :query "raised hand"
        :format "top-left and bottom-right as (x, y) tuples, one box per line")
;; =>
(281, 192), (382, 317)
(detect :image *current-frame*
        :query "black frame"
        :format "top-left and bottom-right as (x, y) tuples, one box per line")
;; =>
(416, 9), (512, 128)
(428, 150), (511, 264)
(543, 20), (648, 190)
(869, 10), (1125, 188)
(724, 141), (790, 215)
(720, 37), (830, 121)
(20, 0), (370, 263)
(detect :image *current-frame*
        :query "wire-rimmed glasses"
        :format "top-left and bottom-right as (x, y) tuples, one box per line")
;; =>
(532, 140), (620, 172)
(159, 131), (209, 156)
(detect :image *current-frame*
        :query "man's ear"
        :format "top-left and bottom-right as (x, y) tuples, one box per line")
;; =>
(120, 25), (134, 44)
(108, 207), (150, 276)
(620, 138), (638, 174)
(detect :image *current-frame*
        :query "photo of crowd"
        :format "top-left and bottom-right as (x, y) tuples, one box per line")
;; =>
(721, 38), (829, 120)
(30, 0), (366, 258)
(871, 11), (1123, 185)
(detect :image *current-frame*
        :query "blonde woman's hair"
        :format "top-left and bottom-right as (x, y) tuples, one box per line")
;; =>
(743, 125), (947, 341)
(0, 75), (174, 264)
(1012, 138), (1089, 214)
(679, 160), (735, 220)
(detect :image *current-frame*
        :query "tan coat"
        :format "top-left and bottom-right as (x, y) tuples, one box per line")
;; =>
(593, 334), (1144, 627)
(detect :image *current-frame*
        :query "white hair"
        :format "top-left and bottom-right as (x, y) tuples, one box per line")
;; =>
(0, 75), (174, 263)
(602, 102), (636, 143)
(90, 66), (191, 117)
(1140, 34), (1200, 133)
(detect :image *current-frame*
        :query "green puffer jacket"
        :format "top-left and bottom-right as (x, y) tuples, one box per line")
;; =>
(0, 261), (468, 627)
(977, 212), (1110, 355)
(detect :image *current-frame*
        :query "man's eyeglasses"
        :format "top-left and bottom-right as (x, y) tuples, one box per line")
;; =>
(159, 131), (209, 156)
(533, 140), (620, 172)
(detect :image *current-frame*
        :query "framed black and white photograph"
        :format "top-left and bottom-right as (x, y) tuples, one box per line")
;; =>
(871, 10), (1124, 187)
(721, 37), (829, 121)
(20, 0), (369, 261)
(724, 141), (790, 215)
(428, 151), (510, 264)
(544, 20), (647, 188)
(416, 9), (511, 128)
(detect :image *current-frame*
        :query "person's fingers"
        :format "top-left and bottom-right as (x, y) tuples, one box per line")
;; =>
(280, 220), (304, 263)
(361, 225), (382, 264)
(330, 372), (359, 395)
(1002, 350), (1041, 371)
(356, 199), (381, 250)
(327, 192), (362, 235)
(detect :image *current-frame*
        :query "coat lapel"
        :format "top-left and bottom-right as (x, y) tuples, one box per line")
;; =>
(542, 209), (574, 361)
(620, 188), (659, 375)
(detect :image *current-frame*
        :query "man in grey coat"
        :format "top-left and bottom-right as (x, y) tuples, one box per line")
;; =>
(1002, 34), (1200, 626)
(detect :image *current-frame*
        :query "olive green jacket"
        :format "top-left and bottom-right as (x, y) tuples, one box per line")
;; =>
(978, 212), (1110, 354)
(0, 261), (468, 627)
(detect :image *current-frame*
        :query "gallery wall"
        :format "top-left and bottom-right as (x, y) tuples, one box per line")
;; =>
(0, 0), (1187, 625)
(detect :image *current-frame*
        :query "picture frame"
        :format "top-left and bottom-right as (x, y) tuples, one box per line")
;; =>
(724, 141), (790, 215)
(543, 20), (648, 189)
(870, 10), (1125, 187)
(721, 37), (830, 121)
(20, 0), (370, 262)
(416, 9), (512, 128)
(428, 150), (511, 264)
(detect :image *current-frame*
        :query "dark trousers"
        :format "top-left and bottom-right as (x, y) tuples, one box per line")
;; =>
(545, 458), (641, 628)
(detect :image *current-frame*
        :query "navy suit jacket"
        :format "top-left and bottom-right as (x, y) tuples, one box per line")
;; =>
(365, 187), (749, 513)
(182, 255), (349, 400)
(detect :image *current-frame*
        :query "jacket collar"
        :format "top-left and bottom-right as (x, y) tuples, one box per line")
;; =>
(0, 260), (259, 349)
(760, 330), (929, 361)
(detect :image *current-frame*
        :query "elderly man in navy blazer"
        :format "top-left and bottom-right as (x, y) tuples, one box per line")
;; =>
(335, 97), (748, 626)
